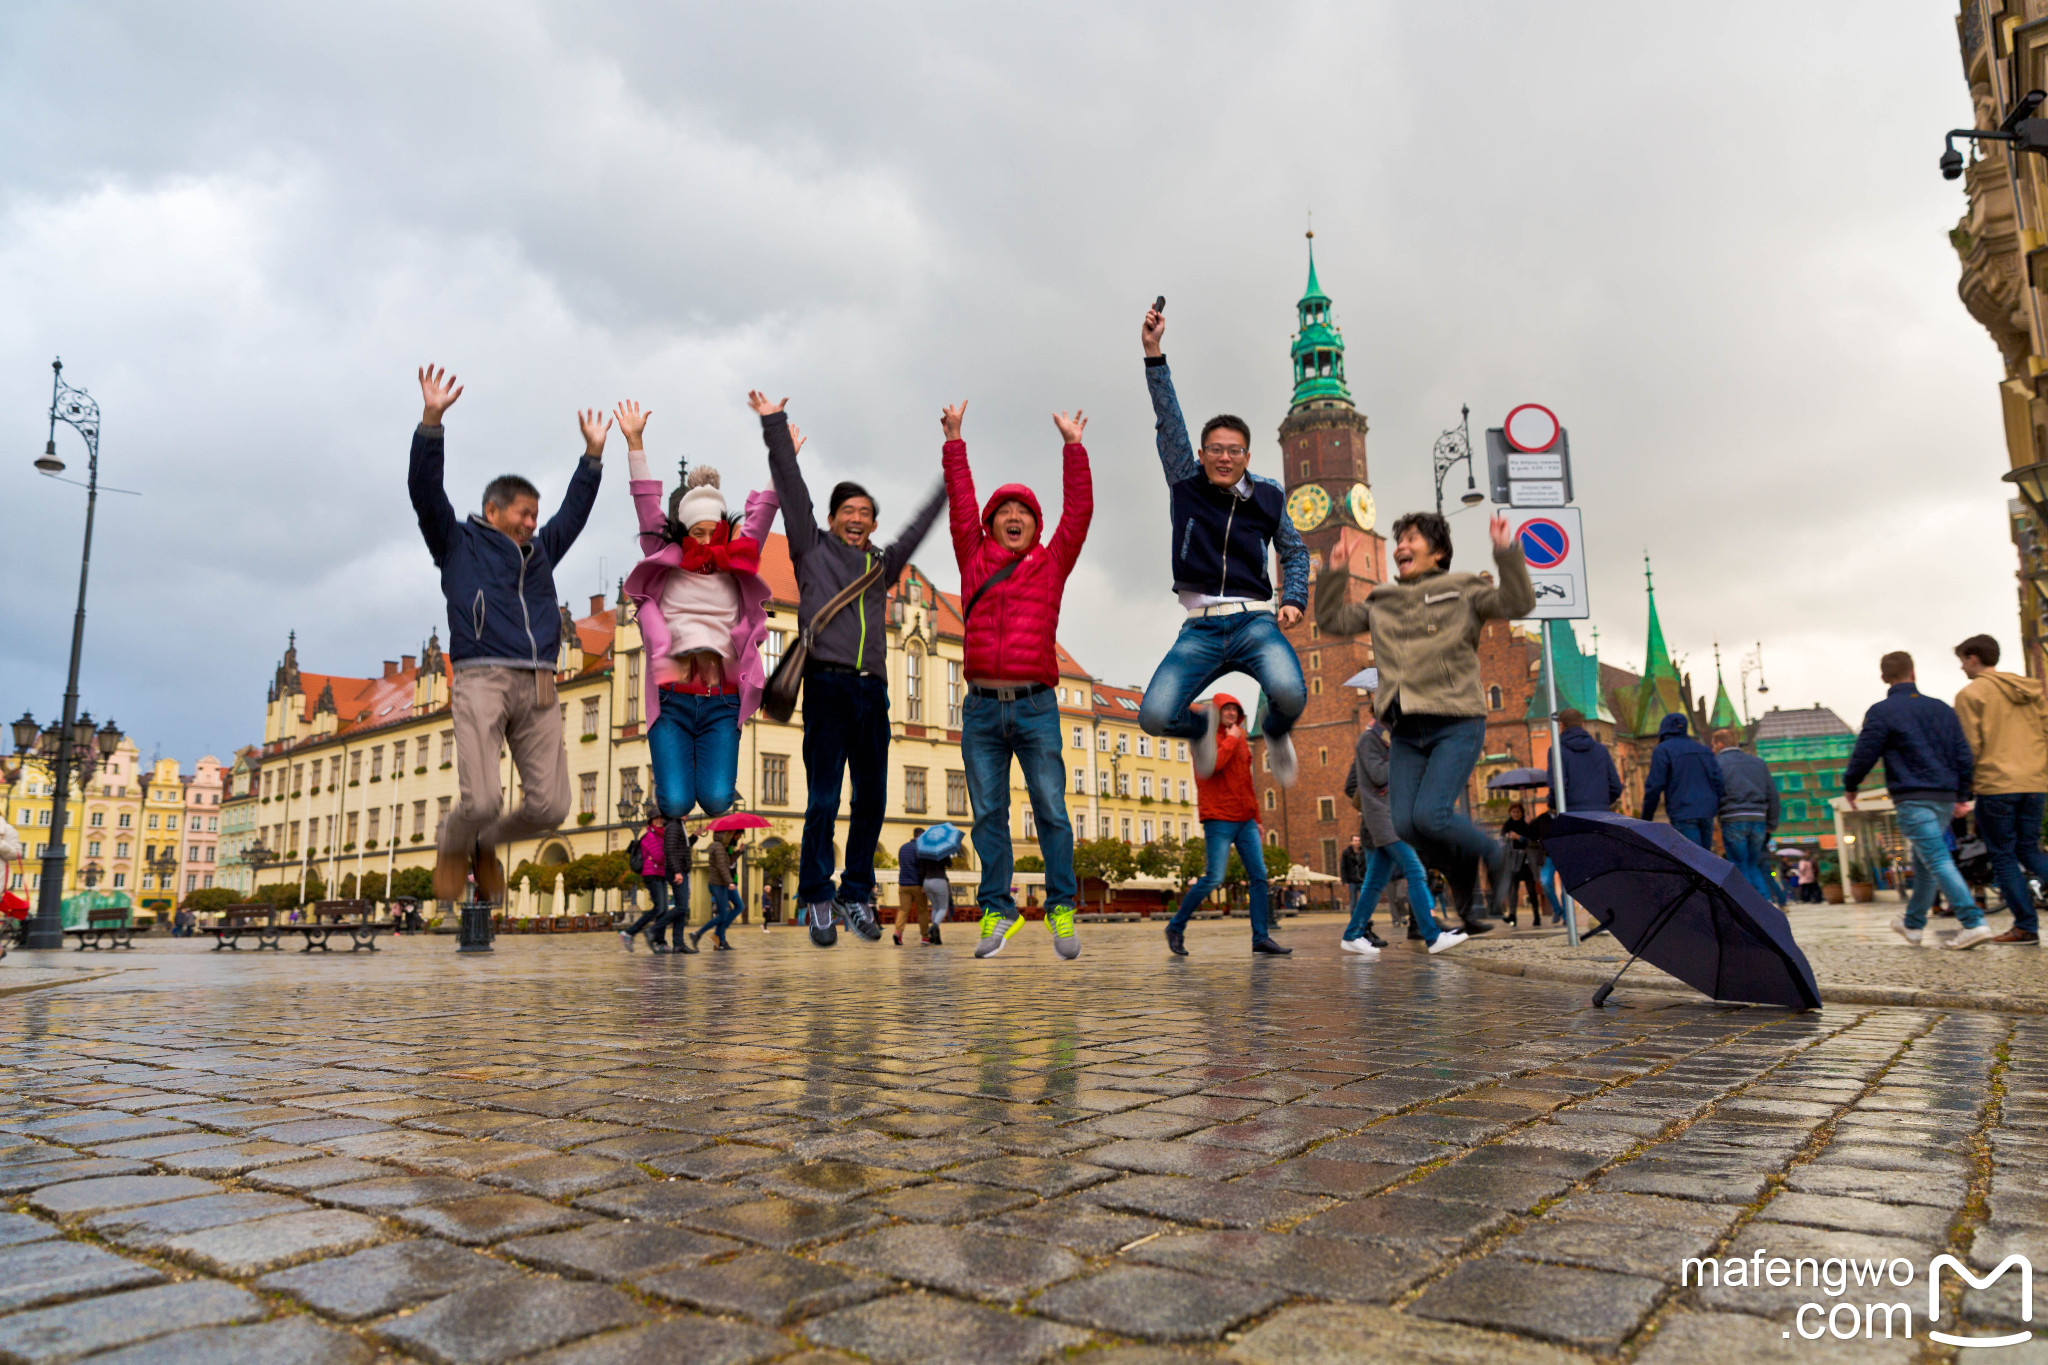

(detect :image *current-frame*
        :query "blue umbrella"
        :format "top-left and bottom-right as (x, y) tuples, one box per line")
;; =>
(1544, 811), (1821, 1011)
(915, 823), (965, 861)
(1486, 767), (1551, 791)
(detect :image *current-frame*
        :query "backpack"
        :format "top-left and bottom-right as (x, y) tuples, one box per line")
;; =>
(628, 840), (646, 875)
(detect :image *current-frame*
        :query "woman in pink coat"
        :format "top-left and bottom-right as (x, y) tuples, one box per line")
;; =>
(617, 401), (778, 862)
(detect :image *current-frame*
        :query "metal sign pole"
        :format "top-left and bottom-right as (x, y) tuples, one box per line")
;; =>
(1541, 619), (1580, 947)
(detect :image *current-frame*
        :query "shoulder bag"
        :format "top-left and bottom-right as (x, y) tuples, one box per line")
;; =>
(760, 561), (886, 724)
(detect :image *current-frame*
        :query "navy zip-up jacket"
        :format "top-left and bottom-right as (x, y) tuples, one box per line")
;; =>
(1558, 726), (1624, 813)
(408, 424), (602, 668)
(1844, 683), (1975, 804)
(1716, 748), (1780, 828)
(1641, 713), (1725, 822)
(1144, 357), (1308, 610)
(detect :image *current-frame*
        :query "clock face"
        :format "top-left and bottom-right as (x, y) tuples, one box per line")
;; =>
(1286, 483), (1332, 532)
(1347, 483), (1376, 533)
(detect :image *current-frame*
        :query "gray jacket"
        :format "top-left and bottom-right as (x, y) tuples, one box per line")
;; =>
(1344, 723), (1399, 848)
(762, 410), (943, 674)
(1716, 748), (1780, 830)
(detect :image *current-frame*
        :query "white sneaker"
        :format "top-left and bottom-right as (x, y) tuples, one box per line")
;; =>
(1947, 924), (1999, 951)
(1339, 937), (1380, 958)
(1427, 930), (1469, 955)
(1889, 916), (1922, 947)
(1190, 702), (1219, 779)
(1268, 733), (1299, 788)
(619, 930), (635, 952)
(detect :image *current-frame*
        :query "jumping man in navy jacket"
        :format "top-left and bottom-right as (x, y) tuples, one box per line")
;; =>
(408, 365), (604, 906)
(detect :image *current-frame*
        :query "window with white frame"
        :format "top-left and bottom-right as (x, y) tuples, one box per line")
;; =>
(1137, 736), (1150, 757)
(1117, 772), (1130, 797)
(904, 767), (928, 814)
(1178, 780), (1190, 802)
(1139, 775), (1153, 799)
(1096, 731), (1109, 752)
(947, 660), (962, 728)
(1071, 726), (1084, 749)
(1140, 819), (1153, 842)
(763, 630), (785, 676)
(946, 770), (968, 817)
(582, 697), (601, 738)
(1099, 815), (1112, 838)
(1116, 733), (1129, 755)
(1098, 771), (1111, 796)
(579, 773), (597, 816)
(1120, 816), (1132, 841)
(1072, 768), (1086, 794)
(1023, 807), (1036, 839)
(904, 644), (923, 722)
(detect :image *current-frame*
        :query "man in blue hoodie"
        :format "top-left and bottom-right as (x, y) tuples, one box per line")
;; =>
(408, 364), (604, 905)
(1555, 709), (1623, 813)
(1845, 651), (1995, 949)
(1640, 713), (1723, 848)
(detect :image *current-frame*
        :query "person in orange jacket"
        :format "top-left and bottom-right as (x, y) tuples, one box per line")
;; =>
(1163, 693), (1289, 957)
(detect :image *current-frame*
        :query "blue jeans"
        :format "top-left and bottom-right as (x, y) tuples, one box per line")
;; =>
(1387, 715), (1495, 905)
(1139, 612), (1306, 742)
(1670, 818), (1715, 850)
(1897, 798), (1984, 930)
(1169, 820), (1272, 937)
(799, 670), (890, 905)
(649, 689), (742, 820)
(963, 689), (1076, 914)
(1346, 839), (1440, 943)
(1539, 858), (1564, 918)
(707, 885), (743, 940)
(1976, 791), (2048, 933)
(1720, 819), (1776, 903)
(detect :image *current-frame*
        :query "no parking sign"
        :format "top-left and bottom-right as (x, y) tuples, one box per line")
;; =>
(1507, 507), (1587, 619)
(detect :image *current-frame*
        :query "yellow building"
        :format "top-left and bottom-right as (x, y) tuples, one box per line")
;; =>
(241, 536), (1194, 919)
(3, 738), (145, 902)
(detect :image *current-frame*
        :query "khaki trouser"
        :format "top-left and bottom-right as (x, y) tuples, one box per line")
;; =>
(442, 667), (571, 857)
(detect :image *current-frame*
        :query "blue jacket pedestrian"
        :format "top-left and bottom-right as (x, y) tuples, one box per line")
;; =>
(1640, 714), (1724, 822)
(1557, 721), (1623, 813)
(1844, 682), (1975, 804)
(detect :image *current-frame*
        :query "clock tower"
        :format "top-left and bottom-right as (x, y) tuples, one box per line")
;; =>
(1259, 235), (1388, 877)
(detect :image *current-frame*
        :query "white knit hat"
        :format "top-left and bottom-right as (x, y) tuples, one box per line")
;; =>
(674, 467), (728, 529)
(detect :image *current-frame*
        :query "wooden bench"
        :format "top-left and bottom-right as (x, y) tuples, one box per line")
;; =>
(212, 904), (284, 951)
(297, 900), (385, 952)
(67, 908), (136, 950)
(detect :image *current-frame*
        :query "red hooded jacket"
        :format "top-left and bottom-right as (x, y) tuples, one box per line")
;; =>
(1196, 692), (1260, 823)
(944, 438), (1092, 686)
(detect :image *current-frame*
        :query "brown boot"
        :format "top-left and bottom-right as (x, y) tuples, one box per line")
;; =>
(473, 845), (506, 904)
(433, 846), (470, 903)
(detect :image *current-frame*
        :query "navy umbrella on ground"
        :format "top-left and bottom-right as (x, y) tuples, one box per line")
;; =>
(1543, 811), (1821, 1011)
(1486, 767), (1551, 791)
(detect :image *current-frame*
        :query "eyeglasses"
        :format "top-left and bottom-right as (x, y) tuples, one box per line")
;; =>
(1200, 444), (1248, 458)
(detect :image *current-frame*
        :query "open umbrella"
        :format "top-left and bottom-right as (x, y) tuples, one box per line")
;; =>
(1544, 811), (1821, 1011)
(916, 823), (965, 860)
(1486, 768), (1551, 791)
(706, 812), (771, 832)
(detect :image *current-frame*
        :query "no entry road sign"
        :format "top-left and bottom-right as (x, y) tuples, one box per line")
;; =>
(1506, 507), (1588, 620)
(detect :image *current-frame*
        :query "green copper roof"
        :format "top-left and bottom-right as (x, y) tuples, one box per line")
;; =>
(1628, 556), (1688, 736)
(1524, 621), (1614, 724)
(1708, 649), (1741, 733)
(1290, 236), (1351, 409)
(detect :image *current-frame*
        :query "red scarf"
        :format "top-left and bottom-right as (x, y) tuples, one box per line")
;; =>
(677, 522), (759, 576)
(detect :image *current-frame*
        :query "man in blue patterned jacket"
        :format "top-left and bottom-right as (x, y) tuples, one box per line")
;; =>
(1135, 304), (1311, 787)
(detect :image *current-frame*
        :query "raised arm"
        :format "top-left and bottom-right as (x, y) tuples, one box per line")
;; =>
(1470, 517), (1537, 620)
(882, 481), (947, 585)
(408, 364), (462, 567)
(1313, 536), (1373, 637)
(536, 408), (607, 565)
(754, 392), (818, 559)
(1142, 306), (1199, 484)
(940, 401), (983, 570)
(739, 486), (780, 545)
(616, 400), (667, 547)
(1047, 410), (1093, 573)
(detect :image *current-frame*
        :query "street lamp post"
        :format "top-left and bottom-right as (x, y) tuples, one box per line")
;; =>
(1431, 405), (1486, 517)
(24, 359), (110, 950)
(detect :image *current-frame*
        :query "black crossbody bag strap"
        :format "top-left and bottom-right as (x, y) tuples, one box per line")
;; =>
(963, 556), (1023, 622)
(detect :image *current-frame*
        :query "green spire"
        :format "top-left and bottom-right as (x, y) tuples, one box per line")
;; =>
(1290, 232), (1351, 410)
(1709, 643), (1741, 733)
(1629, 554), (1687, 736)
(1641, 555), (1676, 683)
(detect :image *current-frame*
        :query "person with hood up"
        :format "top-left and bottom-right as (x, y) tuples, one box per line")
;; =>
(1954, 633), (2048, 944)
(1164, 694), (1292, 956)
(1341, 682), (1459, 956)
(939, 400), (1093, 961)
(1639, 713), (1724, 848)
(408, 364), (603, 906)
(619, 400), (779, 887)
(1711, 729), (1780, 905)
(756, 391), (946, 950)
(1554, 709), (1623, 813)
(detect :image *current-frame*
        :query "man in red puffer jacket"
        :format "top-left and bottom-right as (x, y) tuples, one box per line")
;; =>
(941, 400), (1092, 962)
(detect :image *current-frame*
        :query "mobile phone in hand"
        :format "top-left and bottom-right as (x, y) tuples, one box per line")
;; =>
(1153, 295), (1166, 313)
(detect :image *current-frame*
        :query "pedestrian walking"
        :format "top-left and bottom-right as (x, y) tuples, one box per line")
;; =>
(692, 828), (745, 950)
(1954, 633), (2048, 944)
(1797, 856), (1819, 903)
(618, 400), (779, 882)
(1339, 834), (1364, 921)
(1640, 715), (1723, 848)
(1712, 729), (1781, 904)
(892, 827), (955, 947)
(1317, 510), (1533, 931)
(1134, 305), (1310, 787)
(408, 365), (601, 906)
(1164, 694), (1292, 956)
(1555, 709), (1623, 812)
(756, 391), (944, 949)
(1845, 651), (1996, 949)
(619, 813), (696, 953)
(939, 400), (1092, 961)
(1498, 801), (1548, 926)
(1338, 688), (1458, 956)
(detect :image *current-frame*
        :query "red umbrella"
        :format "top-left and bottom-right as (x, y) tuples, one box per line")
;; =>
(706, 812), (771, 832)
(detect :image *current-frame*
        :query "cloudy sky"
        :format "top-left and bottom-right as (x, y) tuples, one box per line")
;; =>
(0, 2), (2003, 762)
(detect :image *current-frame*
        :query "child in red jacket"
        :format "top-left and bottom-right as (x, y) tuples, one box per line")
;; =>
(939, 401), (1092, 961)
(1164, 693), (1290, 957)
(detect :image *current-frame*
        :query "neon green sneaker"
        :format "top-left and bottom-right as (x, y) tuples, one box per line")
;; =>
(975, 909), (1022, 958)
(1046, 905), (1080, 960)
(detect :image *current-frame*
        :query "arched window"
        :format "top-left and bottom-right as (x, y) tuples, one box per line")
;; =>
(1264, 788), (1276, 811)
(904, 644), (923, 722)
(1488, 685), (1504, 711)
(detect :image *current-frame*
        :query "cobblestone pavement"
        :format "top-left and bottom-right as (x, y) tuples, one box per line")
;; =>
(0, 918), (2034, 1363)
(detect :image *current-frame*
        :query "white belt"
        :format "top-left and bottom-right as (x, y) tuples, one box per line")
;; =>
(1185, 601), (1273, 618)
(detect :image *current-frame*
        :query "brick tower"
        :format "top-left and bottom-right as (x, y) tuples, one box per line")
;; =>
(1255, 235), (1388, 877)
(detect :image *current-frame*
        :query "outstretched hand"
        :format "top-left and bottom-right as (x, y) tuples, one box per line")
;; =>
(747, 390), (788, 417)
(789, 423), (806, 457)
(941, 401), (968, 443)
(578, 408), (612, 458)
(1142, 307), (1164, 358)
(1326, 538), (1351, 573)
(419, 365), (463, 426)
(1489, 513), (1513, 551)
(1052, 409), (1086, 444)
(614, 400), (650, 452)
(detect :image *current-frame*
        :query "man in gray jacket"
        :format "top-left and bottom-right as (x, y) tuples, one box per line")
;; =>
(1712, 730), (1781, 905)
(753, 391), (945, 948)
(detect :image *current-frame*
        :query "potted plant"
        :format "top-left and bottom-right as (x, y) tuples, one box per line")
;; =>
(1818, 854), (1845, 904)
(1846, 850), (1876, 904)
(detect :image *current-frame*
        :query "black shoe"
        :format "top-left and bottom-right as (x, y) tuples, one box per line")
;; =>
(1406, 917), (1425, 941)
(927, 924), (943, 946)
(690, 925), (709, 948)
(714, 938), (731, 950)
(677, 933), (699, 954)
(1460, 919), (1495, 936)
(1252, 937), (1293, 955)
(1166, 924), (1187, 957)
(1364, 930), (1387, 948)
